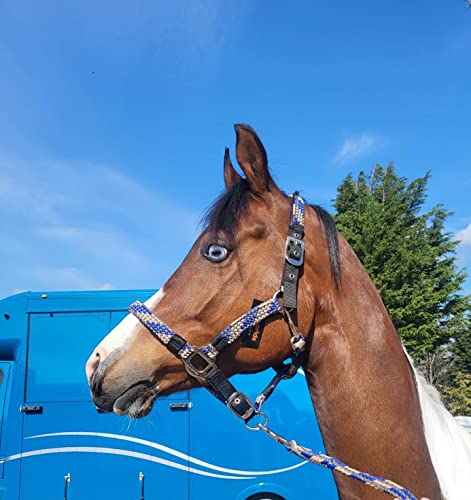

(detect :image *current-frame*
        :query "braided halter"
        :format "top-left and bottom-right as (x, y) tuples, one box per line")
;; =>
(128, 192), (417, 499)
(129, 193), (306, 421)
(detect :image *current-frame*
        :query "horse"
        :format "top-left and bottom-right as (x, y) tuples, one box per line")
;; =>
(86, 124), (471, 499)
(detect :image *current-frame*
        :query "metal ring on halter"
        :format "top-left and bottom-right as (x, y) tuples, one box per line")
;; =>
(273, 288), (283, 300)
(244, 411), (268, 431)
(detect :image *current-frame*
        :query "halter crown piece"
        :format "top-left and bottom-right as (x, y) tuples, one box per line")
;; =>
(129, 193), (417, 500)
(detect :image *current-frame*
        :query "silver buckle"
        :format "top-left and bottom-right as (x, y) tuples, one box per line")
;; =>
(227, 392), (255, 421)
(285, 236), (304, 266)
(185, 350), (218, 379)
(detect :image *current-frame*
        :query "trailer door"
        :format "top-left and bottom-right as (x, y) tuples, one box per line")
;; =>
(0, 362), (13, 493)
(21, 311), (189, 500)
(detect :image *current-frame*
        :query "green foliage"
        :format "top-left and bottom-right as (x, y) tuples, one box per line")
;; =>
(334, 164), (470, 414)
(441, 371), (471, 415)
(452, 315), (471, 374)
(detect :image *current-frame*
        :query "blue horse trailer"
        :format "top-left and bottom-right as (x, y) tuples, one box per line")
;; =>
(0, 290), (337, 499)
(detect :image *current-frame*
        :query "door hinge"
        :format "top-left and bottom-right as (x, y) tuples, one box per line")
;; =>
(169, 402), (192, 411)
(20, 405), (43, 414)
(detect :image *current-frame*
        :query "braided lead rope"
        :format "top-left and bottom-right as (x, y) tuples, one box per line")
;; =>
(258, 424), (416, 500)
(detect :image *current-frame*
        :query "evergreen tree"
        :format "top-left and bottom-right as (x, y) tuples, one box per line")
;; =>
(334, 165), (470, 414)
(452, 313), (471, 374)
(444, 313), (471, 414)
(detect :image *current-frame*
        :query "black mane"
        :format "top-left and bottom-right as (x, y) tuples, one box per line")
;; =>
(310, 203), (341, 286)
(203, 180), (341, 285)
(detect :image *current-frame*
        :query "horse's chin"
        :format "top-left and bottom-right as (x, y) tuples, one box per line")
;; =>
(112, 382), (159, 419)
(110, 373), (197, 418)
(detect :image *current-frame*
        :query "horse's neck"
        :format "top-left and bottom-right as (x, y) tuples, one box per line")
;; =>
(303, 239), (442, 499)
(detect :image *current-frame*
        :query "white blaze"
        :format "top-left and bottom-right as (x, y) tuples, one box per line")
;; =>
(93, 288), (166, 362)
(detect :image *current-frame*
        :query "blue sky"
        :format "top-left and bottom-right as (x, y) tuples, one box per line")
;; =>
(0, 1), (470, 298)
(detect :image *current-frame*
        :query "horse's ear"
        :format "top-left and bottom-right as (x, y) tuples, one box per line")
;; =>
(223, 147), (241, 189)
(234, 124), (272, 193)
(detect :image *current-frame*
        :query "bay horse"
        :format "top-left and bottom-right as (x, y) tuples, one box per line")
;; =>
(86, 125), (471, 499)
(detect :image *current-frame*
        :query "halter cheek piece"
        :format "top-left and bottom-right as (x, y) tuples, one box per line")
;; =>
(129, 193), (306, 423)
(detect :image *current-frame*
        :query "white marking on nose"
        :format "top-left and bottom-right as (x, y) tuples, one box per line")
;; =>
(86, 288), (166, 381)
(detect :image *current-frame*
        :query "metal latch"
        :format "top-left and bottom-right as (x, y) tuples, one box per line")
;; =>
(139, 472), (145, 500)
(169, 402), (192, 411)
(64, 473), (71, 500)
(20, 405), (43, 414)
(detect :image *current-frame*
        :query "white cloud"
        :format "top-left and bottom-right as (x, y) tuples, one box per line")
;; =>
(455, 223), (471, 275)
(0, 151), (200, 297)
(38, 226), (149, 268)
(335, 133), (382, 165)
(0, 153), (199, 236)
(456, 223), (471, 246)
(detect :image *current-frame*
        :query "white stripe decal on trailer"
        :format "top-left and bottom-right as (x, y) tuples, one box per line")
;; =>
(2, 447), (254, 480)
(25, 432), (307, 476)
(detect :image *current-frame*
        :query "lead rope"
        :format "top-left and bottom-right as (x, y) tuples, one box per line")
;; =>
(254, 421), (416, 500)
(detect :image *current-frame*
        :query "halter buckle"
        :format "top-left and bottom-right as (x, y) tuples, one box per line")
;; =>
(227, 391), (255, 421)
(184, 350), (218, 379)
(285, 236), (304, 266)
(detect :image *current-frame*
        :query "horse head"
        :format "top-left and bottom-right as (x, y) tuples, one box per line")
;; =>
(85, 124), (337, 419)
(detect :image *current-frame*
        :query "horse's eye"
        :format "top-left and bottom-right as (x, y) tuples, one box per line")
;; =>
(204, 244), (229, 263)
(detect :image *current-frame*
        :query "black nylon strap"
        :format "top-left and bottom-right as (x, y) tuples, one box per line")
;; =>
(206, 369), (254, 420)
(206, 368), (238, 403)
(282, 262), (300, 310)
(166, 334), (189, 356)
(255, 356), (304, 410)
(282, 222), (305, 309)
(289, 222), (304, 238)
(209, 333), (229, 353)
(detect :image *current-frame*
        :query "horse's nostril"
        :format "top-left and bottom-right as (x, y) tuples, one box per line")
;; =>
(86, 351), (102, 382)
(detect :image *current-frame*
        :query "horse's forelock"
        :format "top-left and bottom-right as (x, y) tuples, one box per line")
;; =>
(202, 178), (253, 247)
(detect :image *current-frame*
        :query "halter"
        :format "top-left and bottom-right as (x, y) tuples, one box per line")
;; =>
(129, 193), (307, 422)
(128, 192), (417, 499)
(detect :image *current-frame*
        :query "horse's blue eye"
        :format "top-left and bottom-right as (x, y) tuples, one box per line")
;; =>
(204, 244), (229, 263)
